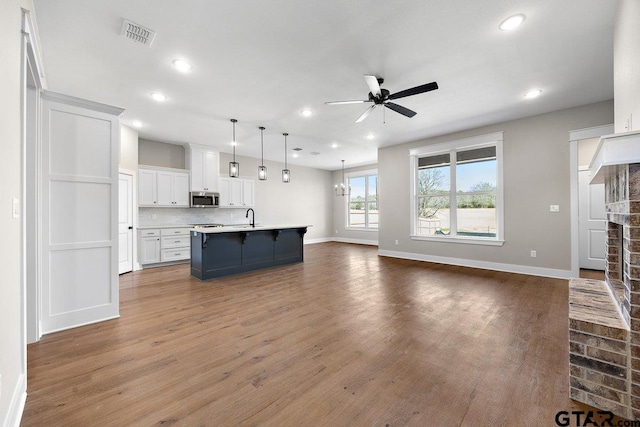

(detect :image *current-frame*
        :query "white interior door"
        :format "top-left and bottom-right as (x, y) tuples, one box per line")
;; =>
(118, 173), (134, 274)
(579, 169), (606, 270)
(40, 93), (122, 333)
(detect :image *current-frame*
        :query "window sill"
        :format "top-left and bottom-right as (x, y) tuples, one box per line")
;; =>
(345, 227), (379, 232)
(410, 235), (505, 246)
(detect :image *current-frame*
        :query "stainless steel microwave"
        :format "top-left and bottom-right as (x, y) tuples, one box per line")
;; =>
(190, 191), (219, 208)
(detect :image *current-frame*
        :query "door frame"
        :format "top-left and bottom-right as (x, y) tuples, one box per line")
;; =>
(22, 8), (45, 346)
(569, 124), (613, 278)
(119, 168), (139, 271)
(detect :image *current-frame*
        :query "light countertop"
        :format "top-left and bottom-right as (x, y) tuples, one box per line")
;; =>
(190, 224), (312, 234)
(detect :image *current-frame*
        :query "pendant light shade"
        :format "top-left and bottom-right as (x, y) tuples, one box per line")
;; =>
(335, 160), (347, 196)
(229, 119), (239, 178)
(258, 126), (267, 180)
(282, 133), (290, 183)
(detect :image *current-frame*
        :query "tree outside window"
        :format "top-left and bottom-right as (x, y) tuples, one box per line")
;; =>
(411, 133), (503, 243)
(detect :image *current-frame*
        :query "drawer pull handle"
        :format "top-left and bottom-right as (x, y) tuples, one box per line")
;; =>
(175, 240), (180, 243)
(175, 253), (180, 256)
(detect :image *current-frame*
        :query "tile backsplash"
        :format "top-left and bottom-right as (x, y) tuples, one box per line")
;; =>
(138, 207), (250, 227)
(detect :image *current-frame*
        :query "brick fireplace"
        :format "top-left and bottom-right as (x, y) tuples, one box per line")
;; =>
(569, 131), (640, 419)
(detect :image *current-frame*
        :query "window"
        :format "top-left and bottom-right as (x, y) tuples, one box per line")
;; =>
(410, 132), (504, 245)
(346, 170), (378, 229)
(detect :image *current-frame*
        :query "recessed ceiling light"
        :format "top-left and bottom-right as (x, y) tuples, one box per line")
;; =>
(331, 143), (338, 148)
(499, 14), (525, 31)
(366, 133), (375, 140)
(301, 109), (313, 117)
(292, 153), (299, 158)
(151, 92), (166, 102)
(131, 120), (143, 128)
(172, 59), (192, 72)
(524, 89), (542, 99)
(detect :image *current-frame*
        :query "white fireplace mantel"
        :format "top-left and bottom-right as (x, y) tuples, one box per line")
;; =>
(590, 130), (640, 184)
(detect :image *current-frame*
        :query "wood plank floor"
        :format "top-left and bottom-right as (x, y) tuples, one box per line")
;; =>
(21, 243), (615, 426)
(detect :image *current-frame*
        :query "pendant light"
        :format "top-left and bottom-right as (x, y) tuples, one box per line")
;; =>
(229, 119), (239, 178)
(258, 126), (267, 180)
(335, 160), (347, 196)
(282, 133), (290, 183)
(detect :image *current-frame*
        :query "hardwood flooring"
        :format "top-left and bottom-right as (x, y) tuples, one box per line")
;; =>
(21, 243), (614, 426)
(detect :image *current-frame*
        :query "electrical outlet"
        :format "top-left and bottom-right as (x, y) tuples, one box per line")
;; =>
(152, 213), (157, 220)
(335, 229), (338, 234)
(531, 250), (537, 258)
(549, 205), (560, 213)
(395, 240), (399, 245)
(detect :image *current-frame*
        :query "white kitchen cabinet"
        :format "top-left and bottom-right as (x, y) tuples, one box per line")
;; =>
(186, 144), (219, 192)
(138, 169), (158, 206)
(139, 167), (190, 207)
(242, 179), (255, 207)
(219, 177), (255, 208)
(139, 230), (161, 264)
(139, 228), (191, 265)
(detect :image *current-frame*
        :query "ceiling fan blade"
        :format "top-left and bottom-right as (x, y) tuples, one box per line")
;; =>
(388, 82), (439, 100)
(385, 102), (417, 118)
(325, 100), (369, 105)
(364, 75), (382, 97)
(355, 104), (376, 123)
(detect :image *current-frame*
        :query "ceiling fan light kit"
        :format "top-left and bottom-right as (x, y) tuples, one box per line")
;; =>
(326, 75), (439, 123)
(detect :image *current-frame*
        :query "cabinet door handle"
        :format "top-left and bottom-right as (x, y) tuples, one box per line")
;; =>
(174, 253), (180, 256)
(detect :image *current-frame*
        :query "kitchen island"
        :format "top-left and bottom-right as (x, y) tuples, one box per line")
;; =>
(190, 225), (310, 280)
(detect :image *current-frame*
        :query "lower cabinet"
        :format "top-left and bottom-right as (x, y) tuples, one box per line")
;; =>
(139, 227), (191, 265)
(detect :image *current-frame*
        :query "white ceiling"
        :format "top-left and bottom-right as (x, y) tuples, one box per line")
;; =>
(32, 0), (617, 171)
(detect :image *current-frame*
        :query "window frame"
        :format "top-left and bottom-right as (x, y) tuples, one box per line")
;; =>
(409, 132), (504, 246)
(344, 168), (378, 231)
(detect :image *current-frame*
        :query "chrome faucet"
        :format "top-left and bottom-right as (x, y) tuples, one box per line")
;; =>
(246, 208), (255, 228)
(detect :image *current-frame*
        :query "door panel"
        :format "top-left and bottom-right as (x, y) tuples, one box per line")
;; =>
(579, 169), (606, 270)
(118, 173), (133, 274)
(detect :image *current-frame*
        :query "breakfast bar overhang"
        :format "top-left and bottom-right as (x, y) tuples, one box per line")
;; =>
(190, 225), (310, 280)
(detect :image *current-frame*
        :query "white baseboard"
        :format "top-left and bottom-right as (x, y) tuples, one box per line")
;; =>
(304, 237), (333, 245)
(333, 237), (378, 246)
(42, 314), (120, 335)
(378, 249), (572, 279)
(3, 373), (26, 427)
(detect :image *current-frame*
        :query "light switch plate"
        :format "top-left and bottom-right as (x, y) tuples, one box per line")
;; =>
(550, 205), (560, 213)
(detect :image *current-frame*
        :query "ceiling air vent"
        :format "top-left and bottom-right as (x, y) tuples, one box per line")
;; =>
(293, 147), (303, 151)
(120, 19), (156, 47)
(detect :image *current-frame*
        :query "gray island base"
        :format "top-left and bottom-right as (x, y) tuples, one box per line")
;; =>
(190, 225), (310, 280)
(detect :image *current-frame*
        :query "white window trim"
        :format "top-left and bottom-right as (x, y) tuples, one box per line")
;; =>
(344, 169), (378, 230)
(409, 132), (504, 246)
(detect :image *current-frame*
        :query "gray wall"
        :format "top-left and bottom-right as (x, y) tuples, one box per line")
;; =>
(378, 100), (613, 275)
(120, 125), (139, 172)
(139, 139), (185, 169)
(331, 164), (379, 244)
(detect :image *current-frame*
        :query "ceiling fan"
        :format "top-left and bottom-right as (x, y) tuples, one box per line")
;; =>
(325, 75), (438, 123)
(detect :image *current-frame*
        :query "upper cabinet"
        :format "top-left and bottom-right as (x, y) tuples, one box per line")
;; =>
(186, 144), (219, 192)
(139, 166), (190, 207)
(219, 177), (255, 208)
